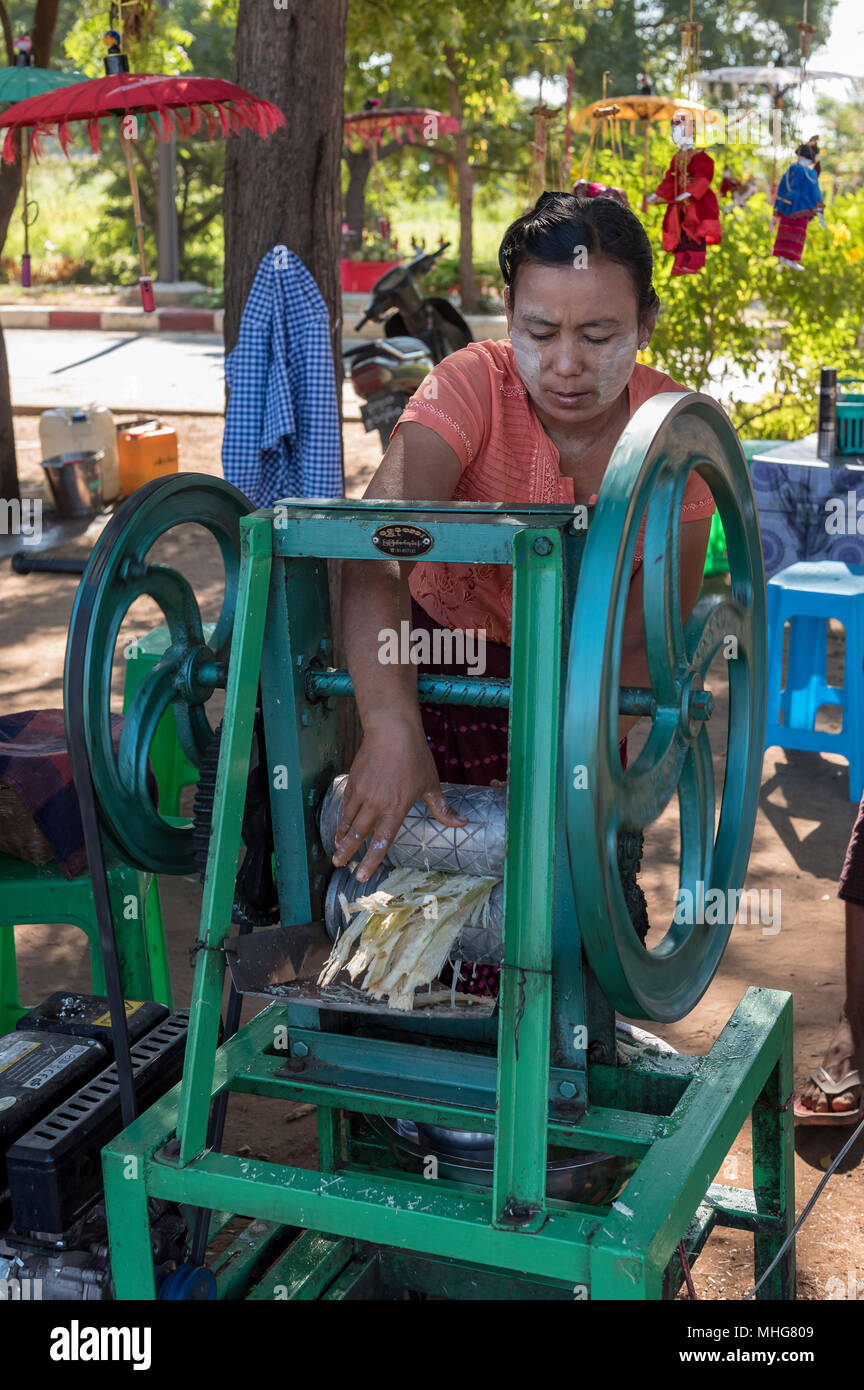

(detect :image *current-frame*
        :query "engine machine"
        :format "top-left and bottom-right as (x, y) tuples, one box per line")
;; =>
(67, 391), (793, 1300)
(0, 993), (189, 1300)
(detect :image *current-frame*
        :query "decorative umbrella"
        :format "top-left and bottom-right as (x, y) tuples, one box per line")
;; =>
(0, 37), (83, 286)
(695, 64), (863, 191)
(343, 105), (458, 149)
(572, 82), (711, 205)
(343, 103), (458, 249)
(0, 30), (284, 310)
(571, 93), (711, 132)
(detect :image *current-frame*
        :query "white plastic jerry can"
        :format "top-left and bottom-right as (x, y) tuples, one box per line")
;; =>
(39, 405), (120, 501)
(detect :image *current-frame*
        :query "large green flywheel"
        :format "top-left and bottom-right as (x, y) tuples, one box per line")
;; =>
(565, 393), (767, 1022)
(63, 474), (251, 875)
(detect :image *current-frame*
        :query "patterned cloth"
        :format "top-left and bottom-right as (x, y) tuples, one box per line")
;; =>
(772, 211), (812, 263)
(0, 710), (124, 879)
(751, 439), (864, 578)
(411, 598), (509, 788)
(222, 245), (342, 506)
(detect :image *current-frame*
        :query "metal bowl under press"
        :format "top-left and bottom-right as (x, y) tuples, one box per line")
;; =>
(369, 1115), (635, 1205)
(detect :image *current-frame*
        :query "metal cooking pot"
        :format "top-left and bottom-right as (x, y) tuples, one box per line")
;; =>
(369, 1115), (635, 1204)
(41, 450), (104, 519)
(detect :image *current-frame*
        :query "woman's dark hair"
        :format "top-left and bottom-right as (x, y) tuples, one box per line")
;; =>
(499, 191), (659, 320)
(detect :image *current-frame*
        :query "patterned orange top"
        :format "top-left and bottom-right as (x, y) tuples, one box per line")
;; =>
(394, 338), (715, 646)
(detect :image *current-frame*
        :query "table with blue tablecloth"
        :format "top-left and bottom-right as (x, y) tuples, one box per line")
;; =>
(751, 434), (864, 578)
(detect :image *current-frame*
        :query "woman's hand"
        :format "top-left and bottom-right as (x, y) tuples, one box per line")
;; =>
(331, 715), (468, 882)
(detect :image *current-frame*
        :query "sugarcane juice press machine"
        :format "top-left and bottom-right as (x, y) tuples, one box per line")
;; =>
(74, 392), (793, 1300)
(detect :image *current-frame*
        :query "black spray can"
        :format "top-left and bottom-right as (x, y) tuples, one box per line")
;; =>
(818, 366), (837, 460)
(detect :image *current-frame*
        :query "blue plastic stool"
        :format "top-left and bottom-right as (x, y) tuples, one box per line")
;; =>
(764, 561), (864, 801)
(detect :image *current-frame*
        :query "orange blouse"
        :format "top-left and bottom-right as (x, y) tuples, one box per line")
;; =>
(393, 338), (714, 646)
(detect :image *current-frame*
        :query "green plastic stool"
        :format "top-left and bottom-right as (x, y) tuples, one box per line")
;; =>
(0, 851), (172, 1035)
(122, 624), (214, 816)
(703, 440), (785, 579)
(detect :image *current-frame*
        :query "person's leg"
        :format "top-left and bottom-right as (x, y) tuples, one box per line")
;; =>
(797, 790), (864, 1117)
(797, 901), (864, 1115)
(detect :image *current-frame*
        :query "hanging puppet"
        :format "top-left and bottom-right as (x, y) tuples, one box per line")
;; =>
(719, 167), (759, 208)
(771, 137), (826, 270)
(647, 111), (721, 275)
(571, 178), (630, 208)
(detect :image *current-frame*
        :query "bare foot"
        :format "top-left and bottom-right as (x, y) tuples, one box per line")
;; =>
(797, 1008), (864, 1115)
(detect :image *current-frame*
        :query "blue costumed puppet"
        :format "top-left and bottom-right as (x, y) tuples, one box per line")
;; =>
(772, 136), (826, 269)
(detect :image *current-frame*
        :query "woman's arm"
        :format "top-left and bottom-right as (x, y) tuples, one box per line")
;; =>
(333, 423), (467, 882)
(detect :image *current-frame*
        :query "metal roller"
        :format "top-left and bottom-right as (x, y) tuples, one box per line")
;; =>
(319, 774), (507, 876)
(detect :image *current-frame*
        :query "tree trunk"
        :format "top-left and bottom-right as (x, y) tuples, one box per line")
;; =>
(223, 0), (358, 759)
(0, 0), (61, 504)
(223, 0), (347, 407)
(343, 137), (402, 252)
(344, 145), (371, 252)
(444, 45), (476, 314)
(30, 0), (60, 65)
(0, 154), (21, 505)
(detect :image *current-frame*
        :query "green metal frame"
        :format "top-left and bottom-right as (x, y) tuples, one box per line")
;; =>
(103, 987), (793, 1300)
(100, 395), (792, 1300)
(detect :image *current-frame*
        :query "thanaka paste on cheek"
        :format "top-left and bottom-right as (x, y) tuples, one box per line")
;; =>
(592, 330), (639, 406)
(509, 326), (543, 397)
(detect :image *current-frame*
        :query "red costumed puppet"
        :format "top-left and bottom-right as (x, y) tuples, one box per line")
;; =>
(647, 112), (722, 275)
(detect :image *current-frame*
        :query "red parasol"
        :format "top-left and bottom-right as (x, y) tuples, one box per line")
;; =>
(0, 72), (284, 161)
(343, 105), (458, 149)
(343, 104), (458, 245)
(0, 31), (284, 311)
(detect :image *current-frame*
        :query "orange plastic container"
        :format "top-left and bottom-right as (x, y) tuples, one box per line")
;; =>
(117, 420), (179, 496)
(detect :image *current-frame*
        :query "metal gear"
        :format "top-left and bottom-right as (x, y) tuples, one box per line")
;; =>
(192, 708), (280, 928)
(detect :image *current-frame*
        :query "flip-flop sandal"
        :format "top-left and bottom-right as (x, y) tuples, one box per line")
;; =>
(793, 1066), (864, 1126)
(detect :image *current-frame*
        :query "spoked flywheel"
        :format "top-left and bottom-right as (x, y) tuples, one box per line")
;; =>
(565, 392), (766, 1023)
(63, 474), (252, 876)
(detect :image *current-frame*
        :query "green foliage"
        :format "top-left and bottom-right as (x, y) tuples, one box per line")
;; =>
(63, 0), (195, 77)
(644, 178), (864, 436)
(570, 0), (839, 106)
(559, 133), (863, 437)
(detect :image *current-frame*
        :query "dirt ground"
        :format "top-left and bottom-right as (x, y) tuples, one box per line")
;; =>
(1, 407), (862, 1301)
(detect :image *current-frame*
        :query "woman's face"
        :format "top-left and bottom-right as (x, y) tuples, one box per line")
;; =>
(505, 255), (654, 429)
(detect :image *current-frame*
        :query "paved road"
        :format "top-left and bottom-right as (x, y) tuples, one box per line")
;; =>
(5, 325), (772, 418)
(7, 328), (227, 414)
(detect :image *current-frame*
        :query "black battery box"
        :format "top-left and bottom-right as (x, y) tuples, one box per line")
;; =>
(6, 1011), (189, 1238)
(16, 992), (168, 1057)
(0, 1030), (107, 1190)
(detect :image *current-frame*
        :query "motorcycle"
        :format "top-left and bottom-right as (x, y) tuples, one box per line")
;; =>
(344, 242), (473, 450)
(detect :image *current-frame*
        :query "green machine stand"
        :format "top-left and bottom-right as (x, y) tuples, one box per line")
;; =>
(72, 392), (793, 1300)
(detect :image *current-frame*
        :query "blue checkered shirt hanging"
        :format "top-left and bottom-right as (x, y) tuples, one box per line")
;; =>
(222, 245), (342, 505)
